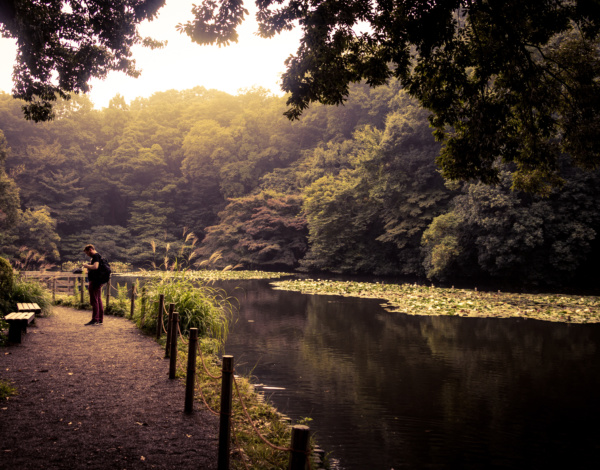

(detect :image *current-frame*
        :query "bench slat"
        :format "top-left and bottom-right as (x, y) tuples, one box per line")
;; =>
(16, 303), (41, 314)
(6, 312), (35, 321)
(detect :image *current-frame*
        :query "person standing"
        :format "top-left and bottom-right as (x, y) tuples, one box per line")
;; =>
(83, 244), (105, 325)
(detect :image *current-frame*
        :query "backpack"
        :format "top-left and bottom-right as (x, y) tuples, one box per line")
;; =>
(97, 256), (112, 284)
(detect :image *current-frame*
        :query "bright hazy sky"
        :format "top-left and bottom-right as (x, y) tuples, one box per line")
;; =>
(0, 1), (302, 109)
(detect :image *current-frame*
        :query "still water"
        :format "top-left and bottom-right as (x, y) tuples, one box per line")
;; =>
(219, 279), (600, 469)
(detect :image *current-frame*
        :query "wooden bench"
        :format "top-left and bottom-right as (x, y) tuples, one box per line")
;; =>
(4, 312), (36, 344)
(17, 302), (42, 316)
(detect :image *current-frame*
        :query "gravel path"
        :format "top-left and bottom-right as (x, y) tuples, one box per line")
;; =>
(0, 307), (219, 469)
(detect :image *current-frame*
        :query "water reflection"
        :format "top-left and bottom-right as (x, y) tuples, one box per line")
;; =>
(221, 279), (600, 469)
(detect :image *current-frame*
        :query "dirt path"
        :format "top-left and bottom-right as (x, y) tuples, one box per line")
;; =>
(0, 307), (219, 469)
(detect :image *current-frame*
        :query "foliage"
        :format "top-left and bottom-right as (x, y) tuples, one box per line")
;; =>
(12, 206), (61, 268)
(140, 270), (233, 341)
(0, 379), (17, 400)
(187, 0), (600, 191)
(0, 256), (14, 315)
(1, 80), (600, 289)
(131, 270), (294, 281)
(0, 130), (21, 258)
(301, 94), (452, 275)
(273, 279), (600, 324)
(0, 0), (166, 121)
(200, 191), (308, 270)
(421, 212), (463, 281)
(104, 282), (130, 317)
(10, 277), (53, 315)
(422, 166), (600, 286)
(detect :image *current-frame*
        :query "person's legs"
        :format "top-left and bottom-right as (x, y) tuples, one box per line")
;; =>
(96, 284), (104, 323)
(88, 283), (103, 323)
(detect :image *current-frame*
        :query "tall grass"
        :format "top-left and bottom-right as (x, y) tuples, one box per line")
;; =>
(133, 231), (236, 344)
(104, 282), (131, 317)
(140, 270), (233, 344)
(10, 277), (53, 315)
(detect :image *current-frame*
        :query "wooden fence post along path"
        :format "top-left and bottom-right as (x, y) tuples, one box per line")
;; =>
(185, 328), (199, 414)
(169, 312), (179, 380)
(130, 283), (136, 319)
(218, 356), (234, 470)
(156, 294), (165, 340)
(104, 274), (110, 308)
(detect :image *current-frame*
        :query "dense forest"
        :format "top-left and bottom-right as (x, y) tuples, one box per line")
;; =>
(1, 83), (599, 289)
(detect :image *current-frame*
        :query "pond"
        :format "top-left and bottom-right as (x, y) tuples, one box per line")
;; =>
(218, 278), (600, 469)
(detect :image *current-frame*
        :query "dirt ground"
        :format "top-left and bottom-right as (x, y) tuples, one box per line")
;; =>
(0, 307), (219, 469)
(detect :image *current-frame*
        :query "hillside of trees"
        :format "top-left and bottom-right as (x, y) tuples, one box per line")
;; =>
(1, 84), (599, 290)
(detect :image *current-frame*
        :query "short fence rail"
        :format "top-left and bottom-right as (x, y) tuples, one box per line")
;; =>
(20, 271), (113, 306)
(20, 271), (88, 296)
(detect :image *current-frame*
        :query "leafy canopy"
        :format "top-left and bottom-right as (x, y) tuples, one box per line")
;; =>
(184, 0), (600, 191)
(4, 1), (599, 189)
(0, 0), (166, 121)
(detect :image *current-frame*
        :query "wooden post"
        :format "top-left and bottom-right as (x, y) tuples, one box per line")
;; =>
(169, 312), (179, 380)
(165, 303), (175, 358)
(218, 355), (234, 470)
(289, 425), (310, 470)
(52, 277), (56, 303)
(105, 275), (111, 308)
(185, 328), (199, 414)
(156, 294), (165, 340)
(130, 283), (136, 319)
(80, 272), (85, 304)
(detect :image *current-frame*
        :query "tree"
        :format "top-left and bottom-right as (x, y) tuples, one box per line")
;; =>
(14, 206), (61, 269)
(187, 0), (600, 191)
(0, 131), (21, 258)
(199, 191), (308, 270)
(0, 0), (166, 121)
(422, 165), (600, 286)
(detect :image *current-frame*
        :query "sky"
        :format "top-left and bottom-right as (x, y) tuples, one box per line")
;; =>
(0, 1), (302, 109)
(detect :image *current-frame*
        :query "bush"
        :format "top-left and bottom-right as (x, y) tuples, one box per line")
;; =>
(104, 283), (129, 317)
(139, 270), (233, 343)
(11, 278), (53, 315)
(0, 256), (14, 316)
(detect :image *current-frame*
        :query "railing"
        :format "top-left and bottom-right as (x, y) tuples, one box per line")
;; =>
(20, 271), (88, 298)
(20, 271), (112, 306)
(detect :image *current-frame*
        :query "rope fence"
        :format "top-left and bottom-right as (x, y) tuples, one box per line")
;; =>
(121, 292), (320, 469)
(147, 291), (320, 470)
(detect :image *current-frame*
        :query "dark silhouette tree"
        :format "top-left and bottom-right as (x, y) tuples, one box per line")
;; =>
(184, 0), (600, 191)
(0, 0), (165, 121)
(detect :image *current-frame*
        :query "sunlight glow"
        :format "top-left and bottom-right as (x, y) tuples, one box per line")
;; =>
(0, 1), (301, 109)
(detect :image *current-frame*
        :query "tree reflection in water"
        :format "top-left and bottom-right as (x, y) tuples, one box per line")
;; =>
(222, 279), (600, 469)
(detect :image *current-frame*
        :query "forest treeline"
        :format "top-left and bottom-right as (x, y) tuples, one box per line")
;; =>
(1, 83), (599, 289)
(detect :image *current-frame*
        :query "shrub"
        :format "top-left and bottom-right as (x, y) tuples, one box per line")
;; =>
(11, 278), (53, 315)
(104, 282), (129, 317)
(0, 256), (14, 316)
(140, 270), (233, 343)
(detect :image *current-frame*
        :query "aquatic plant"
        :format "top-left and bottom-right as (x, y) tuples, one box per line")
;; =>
(272, 279), (600, 323)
